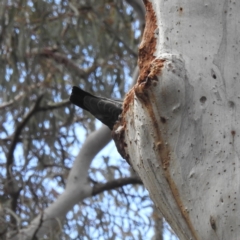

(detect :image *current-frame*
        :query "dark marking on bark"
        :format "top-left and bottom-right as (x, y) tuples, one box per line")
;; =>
(160, 117), (166, 123)
(228, 101), (235, 108)
(211, 69), (217, 79)
(210, 216), (217, 231)
(231, 130), (236, 145)
(178, 7), (183, 14)
(200, 96), (207, 104)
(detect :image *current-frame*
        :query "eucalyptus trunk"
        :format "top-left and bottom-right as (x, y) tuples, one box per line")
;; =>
(114, 0), (240, 239)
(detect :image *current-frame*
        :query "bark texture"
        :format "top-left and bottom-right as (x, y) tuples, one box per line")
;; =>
(114, 0), (240, 239)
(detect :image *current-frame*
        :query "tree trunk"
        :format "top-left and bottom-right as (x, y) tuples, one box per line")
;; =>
(114, 0), (240, 239)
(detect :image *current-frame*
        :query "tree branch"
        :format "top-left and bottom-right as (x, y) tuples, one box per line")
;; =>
(92, 176), (142, 196)
(8, 125), (112, 240)
(102, 21), (138, 58)
(37, 99), (70, 111)
(0, 83), (43, 111)
(6, 95), (44, 217)
(6, 95), (43, 174)
(27, 47), (98, 78)
(0, 92), (25, 110)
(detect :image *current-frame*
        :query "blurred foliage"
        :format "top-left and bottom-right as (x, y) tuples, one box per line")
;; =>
(0, 0), (178, 239)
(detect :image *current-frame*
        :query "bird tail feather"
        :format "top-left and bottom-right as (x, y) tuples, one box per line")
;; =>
(69, 86), (94, 111)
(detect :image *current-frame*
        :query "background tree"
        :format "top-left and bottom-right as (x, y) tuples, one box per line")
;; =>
(0, 0), (177, 239)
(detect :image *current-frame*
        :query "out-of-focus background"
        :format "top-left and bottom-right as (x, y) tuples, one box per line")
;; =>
(0, 0), (177, 239)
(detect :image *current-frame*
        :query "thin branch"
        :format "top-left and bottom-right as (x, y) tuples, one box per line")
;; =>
(86, 7), (138, 58)
(6, 95), (43, 178)
(0, 114), (83, 145)
(0, 92), (25, 110)
(37, 99), (70, 111)
(31, 211), (44, 240)
(92, 176), (142, 196)
(6, 96), (43, 220)
(14, 6), (92, 25)
(103, 21), (138, 58)
(0, 82), (45, 111)
(27, 47), (98, 78)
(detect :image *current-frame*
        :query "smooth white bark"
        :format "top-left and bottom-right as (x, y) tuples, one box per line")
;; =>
(118, 0), (240, 239)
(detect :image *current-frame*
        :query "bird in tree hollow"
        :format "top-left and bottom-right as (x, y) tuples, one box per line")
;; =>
(69, 86), (122, 130)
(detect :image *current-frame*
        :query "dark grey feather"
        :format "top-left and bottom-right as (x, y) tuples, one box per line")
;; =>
(70, 86), (122, 130)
